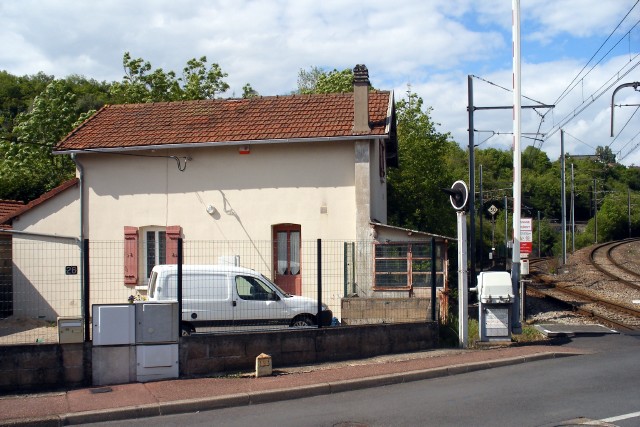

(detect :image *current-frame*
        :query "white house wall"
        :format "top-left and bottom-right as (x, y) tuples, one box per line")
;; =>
(80, 141), (359, 242)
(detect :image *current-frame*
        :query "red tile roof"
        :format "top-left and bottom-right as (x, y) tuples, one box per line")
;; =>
(0, 200), (24, 230)
(54, 92), (393, 152)
(0, 178), (79, 226)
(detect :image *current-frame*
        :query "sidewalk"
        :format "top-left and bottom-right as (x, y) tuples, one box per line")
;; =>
(0, 343), (585, 426)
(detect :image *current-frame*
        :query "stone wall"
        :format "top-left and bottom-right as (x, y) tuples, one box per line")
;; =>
(180, 322), (438, 377)
(0, 342), (91, 394)
(0, 322), (439, 393)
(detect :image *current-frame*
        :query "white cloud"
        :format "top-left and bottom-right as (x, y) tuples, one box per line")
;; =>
(1, 0), (639, 164)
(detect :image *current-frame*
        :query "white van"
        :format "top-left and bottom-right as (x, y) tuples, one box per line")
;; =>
(147, 264), (333, 335)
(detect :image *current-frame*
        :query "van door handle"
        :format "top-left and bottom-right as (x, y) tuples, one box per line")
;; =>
(232, 301), (237, 307)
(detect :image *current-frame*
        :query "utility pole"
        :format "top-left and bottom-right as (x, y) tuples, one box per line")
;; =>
(512, 0), (522, 333)
(467, 79), (552, 287)
(561, 130), (566, 265)
(571, 164), (575, 253)
(611, 82), (640, 136)
(479, 164), (484, 272)
(467, 76), (476, 291)
(594, 178), (598, 243)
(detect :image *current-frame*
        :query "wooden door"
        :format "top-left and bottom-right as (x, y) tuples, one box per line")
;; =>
(273, 224), (302, 295)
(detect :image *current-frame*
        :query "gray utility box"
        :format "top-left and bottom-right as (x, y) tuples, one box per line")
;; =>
(476, 272), (513, 342)
(91, 302), (179, 386)
(135, 301), (179, 344)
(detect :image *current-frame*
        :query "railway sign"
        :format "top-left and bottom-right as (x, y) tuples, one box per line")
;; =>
(520, 218), (533, 254)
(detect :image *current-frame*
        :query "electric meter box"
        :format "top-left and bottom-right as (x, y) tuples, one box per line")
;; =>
(476, 272), (514, 342)
(92, 304), (136, 346)
(57, 317), (84, 344)
(136, 343), (179, 382)
(135, 301), (179, 344)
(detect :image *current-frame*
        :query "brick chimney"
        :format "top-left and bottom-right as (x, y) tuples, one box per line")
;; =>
(352, 64), (371, 133)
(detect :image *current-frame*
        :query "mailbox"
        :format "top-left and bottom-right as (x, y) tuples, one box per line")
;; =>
(58, 317), (84, 344)
(476, 272), (513, 342)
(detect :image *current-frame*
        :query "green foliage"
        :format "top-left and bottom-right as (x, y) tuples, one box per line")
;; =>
(297, 67), (354, 94)
(241, 83), (259, 99)
(0, 80), (79, 200)
(387, 91), (460, 235)
(109, 52), (229, 104)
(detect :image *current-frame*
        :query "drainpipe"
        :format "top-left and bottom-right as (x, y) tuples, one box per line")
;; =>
(71, 154), (86, 326)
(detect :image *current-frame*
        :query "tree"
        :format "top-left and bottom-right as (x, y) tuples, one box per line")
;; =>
(109, 52), (229, 104)
(297, 67), (354, 94)
(387, 91), (460, 235)
(241, 83), (259, 98)
(0, 80), (80, 200)
(596, 145), (616, 165)
(180, 56), (229, 100)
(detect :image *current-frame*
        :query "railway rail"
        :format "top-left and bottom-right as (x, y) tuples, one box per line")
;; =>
(527, 240), (640, 331)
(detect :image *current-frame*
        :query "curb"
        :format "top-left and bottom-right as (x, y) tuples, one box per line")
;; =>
(1, 351), (582, 427)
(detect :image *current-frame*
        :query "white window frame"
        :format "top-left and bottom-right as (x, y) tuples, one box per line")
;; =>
(142, 226), (166, 284)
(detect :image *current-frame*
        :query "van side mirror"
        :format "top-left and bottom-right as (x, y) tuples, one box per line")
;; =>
(270, 292), (280, 301)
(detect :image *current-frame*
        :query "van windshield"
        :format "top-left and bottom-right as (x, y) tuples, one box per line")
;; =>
(260, 274), (293, 297)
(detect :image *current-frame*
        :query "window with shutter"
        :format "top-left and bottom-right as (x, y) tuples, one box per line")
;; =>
(125, 225), (182, 287)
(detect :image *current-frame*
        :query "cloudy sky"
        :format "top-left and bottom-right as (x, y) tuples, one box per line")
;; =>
(2, 0), (640, 165)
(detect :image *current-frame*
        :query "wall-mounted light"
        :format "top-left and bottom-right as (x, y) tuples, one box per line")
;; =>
(206, 205), (217, 215)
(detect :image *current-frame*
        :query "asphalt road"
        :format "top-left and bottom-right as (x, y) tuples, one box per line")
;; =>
(86, 333), (640, 427)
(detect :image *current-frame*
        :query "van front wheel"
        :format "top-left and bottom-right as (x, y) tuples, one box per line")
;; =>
(180, 323), (194, 336)
(291, 316), (314, 327)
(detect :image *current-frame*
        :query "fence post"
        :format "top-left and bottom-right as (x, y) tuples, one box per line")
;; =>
(177, 238), (183, 332)
(343, 242), (348, 297)
(431, 237), (436, 322)
(83, 238), (90, 342)
(317, 238), (322, 329)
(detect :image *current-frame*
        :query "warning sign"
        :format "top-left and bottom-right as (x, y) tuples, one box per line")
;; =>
(520, 218), (533, 254)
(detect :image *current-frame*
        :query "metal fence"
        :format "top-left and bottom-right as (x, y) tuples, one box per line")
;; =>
(0, 236), (444, 345)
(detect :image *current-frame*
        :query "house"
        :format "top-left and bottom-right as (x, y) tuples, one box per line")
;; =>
(1, 65), (449, 323)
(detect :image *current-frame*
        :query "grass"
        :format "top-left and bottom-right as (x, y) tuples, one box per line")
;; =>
(439, 316), (546, 348)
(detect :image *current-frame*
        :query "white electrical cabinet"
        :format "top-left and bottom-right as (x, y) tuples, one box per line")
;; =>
(92, 304), (135, 346)
(136, 344), (179, 382)
(476, 272), (513, 342)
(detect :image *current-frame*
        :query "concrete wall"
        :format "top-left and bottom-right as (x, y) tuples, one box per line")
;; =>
(0, 323), (438, 393)
(180, 322), (438, 377)
(0, 343), (91, 394)
(340, 298), (436, 325)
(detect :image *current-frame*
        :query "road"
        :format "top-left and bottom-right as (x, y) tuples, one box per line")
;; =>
(86, 333), (640, 427)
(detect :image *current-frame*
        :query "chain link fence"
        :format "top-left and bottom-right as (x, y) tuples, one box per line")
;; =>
(0, 237), (445, 345)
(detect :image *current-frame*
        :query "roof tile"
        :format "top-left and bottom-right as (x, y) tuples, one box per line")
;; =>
(55, 92), (392, 151)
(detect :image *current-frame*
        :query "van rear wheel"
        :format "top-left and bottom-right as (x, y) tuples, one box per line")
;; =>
(291, 316), (314, 327)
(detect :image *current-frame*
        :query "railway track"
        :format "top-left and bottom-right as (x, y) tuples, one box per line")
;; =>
(527, 240), (640, 331)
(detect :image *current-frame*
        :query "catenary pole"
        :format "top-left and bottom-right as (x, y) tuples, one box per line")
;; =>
(511, 0), (522, 332)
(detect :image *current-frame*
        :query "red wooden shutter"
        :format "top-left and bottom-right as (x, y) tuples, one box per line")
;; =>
(124, 226), (139, 285)
(165, 225), (182, 264)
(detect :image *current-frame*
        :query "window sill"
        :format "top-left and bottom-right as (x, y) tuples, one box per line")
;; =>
(135, 285), (149, 291)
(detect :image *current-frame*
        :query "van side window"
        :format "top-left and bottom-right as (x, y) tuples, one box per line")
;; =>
(236, 276), (272, 301)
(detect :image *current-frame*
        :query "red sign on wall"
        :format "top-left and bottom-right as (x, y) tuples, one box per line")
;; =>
(520, 241), (533, 253)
